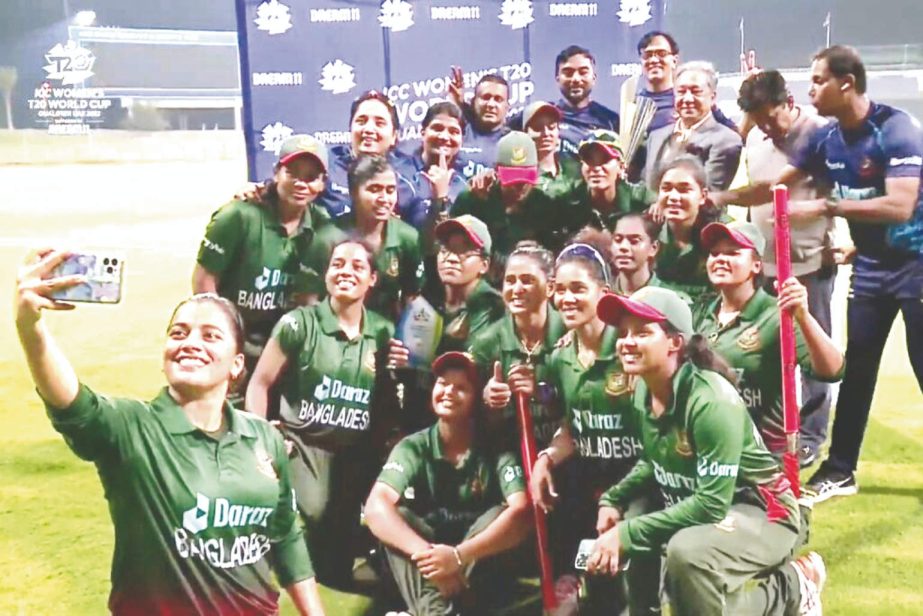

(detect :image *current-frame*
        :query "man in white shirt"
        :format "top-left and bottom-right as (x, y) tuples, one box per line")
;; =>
(734, 70), (837, 467)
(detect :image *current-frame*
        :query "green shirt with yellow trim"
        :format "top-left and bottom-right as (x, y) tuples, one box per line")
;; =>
(45, 385), (312, 614)
(273, 299), (394, 451)
(692, 288), (844, 454)
(197, 198), (345, 350)
(376, 424), (526, 543)
(547, 326), (642, 489)
(468, 307), (566, 451)
(600, 363), (800, 556)
(337, 215), (424, 321)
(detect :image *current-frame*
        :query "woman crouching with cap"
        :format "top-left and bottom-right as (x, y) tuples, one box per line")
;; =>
(528, 230), (657, 614)
(588, 287), (826, 616)
(365, 352), (532, 615)
(695, 221), (843, 458)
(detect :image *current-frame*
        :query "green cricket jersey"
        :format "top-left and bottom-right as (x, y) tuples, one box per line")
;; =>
(693, 289), (844, 454)
(611, 272), (693, 306)
(273, 299), (394, 451)
(537, 156), (583, 201)
(599, 363), (800, 555)
(548, 326), (642, 490)
(337, 216), (424, 320)
(557, 178), (654, 239)
(437, 278), (505, 354)
(377, 424), (526, 543)
(45, 385), (312, 614)
(654, 216), (729, 300)
(468, 308), (566, 450)
(197, 198), (345, 351)
(451, 185), (561, 269)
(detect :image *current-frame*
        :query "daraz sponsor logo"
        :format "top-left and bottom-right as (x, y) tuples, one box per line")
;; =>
(182, 493), (274, 534)
(696, 457), (739, 478)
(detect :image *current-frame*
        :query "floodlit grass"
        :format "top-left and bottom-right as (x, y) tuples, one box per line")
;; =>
(2, 161), (922, 615)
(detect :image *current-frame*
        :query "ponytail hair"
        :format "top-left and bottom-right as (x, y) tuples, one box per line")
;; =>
(671, 329), (738, 385)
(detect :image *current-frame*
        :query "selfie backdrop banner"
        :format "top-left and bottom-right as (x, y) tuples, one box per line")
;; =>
(235, 0), (664, 180)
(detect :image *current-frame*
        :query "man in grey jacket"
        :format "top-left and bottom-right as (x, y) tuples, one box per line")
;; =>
(644, 61), (743, 191)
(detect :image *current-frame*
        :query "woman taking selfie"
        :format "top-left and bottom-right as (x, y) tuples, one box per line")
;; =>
(16, 250), (325, 615)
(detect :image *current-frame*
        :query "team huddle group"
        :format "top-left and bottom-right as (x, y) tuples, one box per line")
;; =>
(15, 29), (923, 616)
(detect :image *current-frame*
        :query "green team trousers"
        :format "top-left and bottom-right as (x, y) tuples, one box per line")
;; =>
(290, 442), (371, 591)
(639, 503), (802, 616)
(383, 505), (518, 616)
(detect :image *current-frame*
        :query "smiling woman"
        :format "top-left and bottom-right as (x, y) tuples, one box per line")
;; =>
(193, 134), (346, 401)
(13, 250), (325, 615)
(336, 155), (423, 321)
(245, 239), (410, 591)
(590, 287), (826, 616)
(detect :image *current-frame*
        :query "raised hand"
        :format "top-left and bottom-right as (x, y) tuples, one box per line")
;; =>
(483, 361), (512, 410)
(15, 249), (83, 327)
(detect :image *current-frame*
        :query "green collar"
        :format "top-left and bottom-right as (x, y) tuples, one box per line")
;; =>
(648, 361), (697, 424)
(497, 306), (564, 355)
(560, 324), (619, 368)
(341, 215), (403, 251)
(316, 298), (374, 338)
(702, 287), (774, 328)
(466, 278), (499, 310)
(613, 271), (660, 296)
(427, 422), (478, 467)
(659, 223), (697, 257)
(263, 195), (317, 237)
(153, 388), (256, 438)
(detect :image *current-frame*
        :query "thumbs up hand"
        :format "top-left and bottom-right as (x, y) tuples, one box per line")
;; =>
(483, 361), (512, 410)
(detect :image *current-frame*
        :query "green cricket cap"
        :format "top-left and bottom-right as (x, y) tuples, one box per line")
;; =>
(278, 134), (329, 171)
(597, 286), (694, 337)
(436, 215), (493, 255)
(701, 220), (766, 256)
(578, 129), (624, 161)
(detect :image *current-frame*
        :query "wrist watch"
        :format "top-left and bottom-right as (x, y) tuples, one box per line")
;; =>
(824, 195), (841, 217)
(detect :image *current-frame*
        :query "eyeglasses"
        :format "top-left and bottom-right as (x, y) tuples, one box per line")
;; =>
(438, 245), (483, 261)
(641, 49), (673, 60)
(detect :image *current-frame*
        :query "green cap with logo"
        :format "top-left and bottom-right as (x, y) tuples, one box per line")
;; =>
(436, 214), (493, 255)
(495, 131), (539, 185)
(597, 286), (694, 337)
(278, 134), (329, 172)
(700, 220), (766, 256)
(578, 129), (624, 161)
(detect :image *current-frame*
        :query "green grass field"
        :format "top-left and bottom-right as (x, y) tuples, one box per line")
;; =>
(2, 160), (922, 615)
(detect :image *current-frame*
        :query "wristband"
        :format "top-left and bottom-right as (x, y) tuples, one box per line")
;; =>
(824, 195), (840, 217)
(452, 546), (464, 568)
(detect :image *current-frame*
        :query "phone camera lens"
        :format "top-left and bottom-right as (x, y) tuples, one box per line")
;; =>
(111, 258), (118, 266)
(106, 266), (114, 274)
(103, 258), (110, 265)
